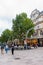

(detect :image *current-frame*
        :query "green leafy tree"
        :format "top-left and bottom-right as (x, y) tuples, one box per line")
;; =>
(12, 13), (34, 41)
(1, 29), (13, 43)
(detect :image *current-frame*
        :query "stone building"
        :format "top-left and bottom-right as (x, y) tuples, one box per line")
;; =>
(30, 9), (43, 46)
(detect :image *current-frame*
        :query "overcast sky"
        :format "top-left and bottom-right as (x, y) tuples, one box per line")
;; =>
(0, 0), (43, 36)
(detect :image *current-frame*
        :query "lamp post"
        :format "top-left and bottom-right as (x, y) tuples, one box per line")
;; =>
(26, 27), (34, 39)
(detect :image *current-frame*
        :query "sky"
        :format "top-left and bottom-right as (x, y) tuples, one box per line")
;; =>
(0, 0), (43, 36)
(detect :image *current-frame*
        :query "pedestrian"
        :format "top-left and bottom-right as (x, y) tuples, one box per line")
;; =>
(24, 39), (27, 49)
(1, 44), (4, 54)
(11, 43), (14, 55)
(5, 44), (9, 53)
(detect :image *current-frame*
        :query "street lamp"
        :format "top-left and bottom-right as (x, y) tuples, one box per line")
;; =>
(26, 27), (34, 39)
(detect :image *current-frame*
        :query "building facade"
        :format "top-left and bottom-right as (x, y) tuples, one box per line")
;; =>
(30, 9), (43, 46)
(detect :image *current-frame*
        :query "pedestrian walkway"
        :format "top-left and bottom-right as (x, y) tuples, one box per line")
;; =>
(0, 47), (43, 65)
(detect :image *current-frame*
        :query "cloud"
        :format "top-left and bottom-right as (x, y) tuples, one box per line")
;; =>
(0, 0), (43, 18)
(0, 0), (18, 18)
(0, 19), (12, 35)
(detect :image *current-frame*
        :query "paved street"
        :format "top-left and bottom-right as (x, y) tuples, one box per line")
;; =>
(0, 47), (43, 65)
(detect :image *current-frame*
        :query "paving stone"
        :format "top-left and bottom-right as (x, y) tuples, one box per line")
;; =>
(0, 47), (43, 65)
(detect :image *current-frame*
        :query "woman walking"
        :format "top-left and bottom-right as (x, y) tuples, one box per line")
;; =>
(1, 44), (4, 54)
(11, 43), (14, 55)
(5, 44), (9, 53)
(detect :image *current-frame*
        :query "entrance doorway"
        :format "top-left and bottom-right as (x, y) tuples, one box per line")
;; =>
(38, 38), (43, 47)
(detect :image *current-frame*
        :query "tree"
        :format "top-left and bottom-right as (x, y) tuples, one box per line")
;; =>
(12, 13), (34, 41)
(1, 29), (13, 43)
